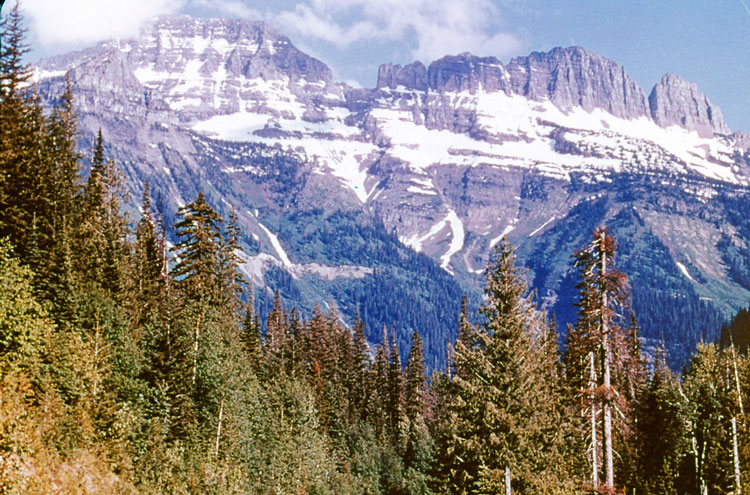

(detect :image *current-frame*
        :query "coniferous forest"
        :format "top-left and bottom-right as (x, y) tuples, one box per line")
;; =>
(3, 6), (750, 495)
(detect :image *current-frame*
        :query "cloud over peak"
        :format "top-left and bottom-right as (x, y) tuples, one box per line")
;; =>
(274, 0), (524, 62)
(23, 0), (185, 48)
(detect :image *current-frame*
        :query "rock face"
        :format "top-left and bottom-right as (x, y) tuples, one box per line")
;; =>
(506, 46), (649, 120)
(427, 53), (510, 93)
(649, 73), (730, 136)
(377, 47), (651, 121)
(32, 14), (750, 370)
(376, 61), (428, 90)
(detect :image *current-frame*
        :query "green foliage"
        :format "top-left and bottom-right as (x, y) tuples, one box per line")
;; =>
(2, 9), (749, 492)
(441, 239), (574, 495)
(0, 240), (52, 372)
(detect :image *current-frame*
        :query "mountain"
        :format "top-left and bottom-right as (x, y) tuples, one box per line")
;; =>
(32, 15), (750, 368)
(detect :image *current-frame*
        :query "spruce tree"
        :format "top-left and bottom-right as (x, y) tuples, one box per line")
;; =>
(446, 239), (571, 495)
(172, 192), (223, 300)
(405, 331), (426, 423)
(240, 287), (262, 364)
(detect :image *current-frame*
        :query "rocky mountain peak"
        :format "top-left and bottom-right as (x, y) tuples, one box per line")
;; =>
(127, 15), (333, 84)
(506, 46), (649, 120)
(426, 53), (510, 93)
(376, 61), (428, 90)
(649, 73), (730, 136)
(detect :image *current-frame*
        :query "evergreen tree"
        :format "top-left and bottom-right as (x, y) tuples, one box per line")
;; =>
(350, 309), (371, 421)
(405, 331), (426, 423)
(265, 289), (288, 367)
(632, 351), (689, 495)
(682, 344), (737, 495)
(171, 192), (223, 301)
(445, 239), (572, 495)
(78, 129), (128, 295)
(387, 329), (405, 443)
(0, 240), (52, 375)
(240, 287), (262, 365)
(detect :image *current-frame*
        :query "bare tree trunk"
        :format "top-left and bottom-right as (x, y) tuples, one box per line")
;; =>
(215, 396), (224, 460)
(734, 415), (742, 495)
(590, 350), (599, 491)
(93, 311), (101, 399)
(602, 336), (614, 491)
(692, 435), (708, 495)
(599, 231), (614, 492)
(192, 311), (203, 388)
(505, 465), (511, 495)
(731, 338), (743, 494)
(732, 338), (745, 416)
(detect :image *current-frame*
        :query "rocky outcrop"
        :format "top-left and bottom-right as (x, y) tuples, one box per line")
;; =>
(506, 46), (649, 120)
(127, 16), (333, 84)
(427, 53), (510, 93)
(37, 48), (173, 120)
(376, 61), (428, 90)
(649, 73), (730, 136)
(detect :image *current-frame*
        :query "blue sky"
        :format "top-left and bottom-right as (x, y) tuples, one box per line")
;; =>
(18, 0), (750, 131)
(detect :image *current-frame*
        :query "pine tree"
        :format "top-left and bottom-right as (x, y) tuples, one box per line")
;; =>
(172, 192), (223, 300)
(445, 239), (571, 495)
(0, 2), (31, 101)
(632, 351), (689, 495)
(350, 309), (370, 421)
(78, 129), (128, 296)
(265, 290), (288, 365)
(0, 4), (62, 285)
(218, 207), (245, 312)
(240, 287), (262, 364)
(405, 331), (426, 423)
(387, 329), (405, 443)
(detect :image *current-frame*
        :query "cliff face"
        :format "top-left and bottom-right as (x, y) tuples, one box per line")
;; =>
(649, 73), (731, 136)
(506, 46), (650, 120)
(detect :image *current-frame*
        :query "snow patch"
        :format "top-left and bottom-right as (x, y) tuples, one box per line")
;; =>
(440, 210), (465, 272)
(407, 185), (437, 195)
(528, 216), (556, 237)
(257, 221), (293, 268)
(402, 209), (465, 273)
(490, 218), (518, 248)
(676, 261), (696, 283)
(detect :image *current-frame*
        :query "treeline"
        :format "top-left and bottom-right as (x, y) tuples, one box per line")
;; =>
(3, 6), (750, 494)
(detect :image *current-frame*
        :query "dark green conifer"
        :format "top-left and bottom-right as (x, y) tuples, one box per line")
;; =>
(445, 239), (572, 494)
(404, 331), (426, 422)
(240, 288), (262, 364)
(172, 192), (223, 301)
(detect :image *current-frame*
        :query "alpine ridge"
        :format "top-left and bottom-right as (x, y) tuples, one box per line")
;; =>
(32, 14), (750, 368)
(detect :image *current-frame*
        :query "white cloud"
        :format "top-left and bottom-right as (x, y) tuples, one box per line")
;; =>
(271, 0), (525, 62)
(189, 0), (262, 20)
(23, 0), (186, 48)
(276, 5), (379, 48)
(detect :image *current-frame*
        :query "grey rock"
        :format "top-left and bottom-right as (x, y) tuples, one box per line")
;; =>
(506, 46), (649, 120)
(376, 61), (428, 90)
(129, 15), (332, 84)
(426, 53), (510, 93)
(649, 73), (730, 136)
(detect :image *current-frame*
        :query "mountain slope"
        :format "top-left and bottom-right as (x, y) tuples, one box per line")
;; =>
(33, 14), (750, 368)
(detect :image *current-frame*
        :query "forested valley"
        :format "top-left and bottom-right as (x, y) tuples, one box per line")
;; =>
(3, 6), (750, 495)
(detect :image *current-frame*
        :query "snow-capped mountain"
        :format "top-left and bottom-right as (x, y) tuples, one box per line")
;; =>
(33, 15), (750, 367)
